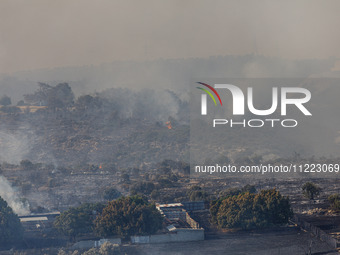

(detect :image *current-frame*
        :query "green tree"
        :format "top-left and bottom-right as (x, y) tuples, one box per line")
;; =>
(54, 203), (104, 241)
(216, 192), (257, 229)
(302, 182), (321, 200)
(255, 189), (293, 225)
(328, 194), (340, 211)
(0, 95), (11, 106)
(50, 83), (75, 109)
(212, 185), (257, 225)
(24, 82), (74, 110)
(0, 196), (23, 246)
(210, 189), (293, 230)
(94, 196), (163, 239)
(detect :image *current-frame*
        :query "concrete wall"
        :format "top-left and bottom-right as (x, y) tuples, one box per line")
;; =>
(71, 238), (121, 249)
(131, 235), (150, 243)
(72, 240), (95, 250)
(131, 228), (204, 244)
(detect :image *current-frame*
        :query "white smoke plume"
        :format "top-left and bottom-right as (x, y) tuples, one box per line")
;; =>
(0, 175), (30, 215)
(0, 130), (30, 164)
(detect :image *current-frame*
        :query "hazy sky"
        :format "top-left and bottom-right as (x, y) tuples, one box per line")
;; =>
(0, 0), (340, 74)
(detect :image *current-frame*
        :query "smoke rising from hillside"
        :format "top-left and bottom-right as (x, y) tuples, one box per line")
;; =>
(0, 176), (29, 215)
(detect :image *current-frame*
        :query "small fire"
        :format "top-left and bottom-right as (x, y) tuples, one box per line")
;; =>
(99, 165), (102, 169)
(165, 121), (172, 129)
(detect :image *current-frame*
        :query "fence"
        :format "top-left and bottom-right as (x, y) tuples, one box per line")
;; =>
(293, 215), (338, 249)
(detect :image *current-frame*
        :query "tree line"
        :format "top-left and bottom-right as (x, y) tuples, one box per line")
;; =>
(3, 181), (340, 248)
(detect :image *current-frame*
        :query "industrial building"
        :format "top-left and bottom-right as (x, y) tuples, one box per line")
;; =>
(131, 202), (204, 244)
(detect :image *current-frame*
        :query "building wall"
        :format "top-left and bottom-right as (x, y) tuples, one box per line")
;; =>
(71, 238), (121, 249)
(182, 201), (205, 211)
(185, 212), (200, 229)
(131, 229), (204, 244)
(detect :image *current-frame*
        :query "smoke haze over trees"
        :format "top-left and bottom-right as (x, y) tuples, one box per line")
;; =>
(0, 55), (339, 169)
(0, 55), (338, 104)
